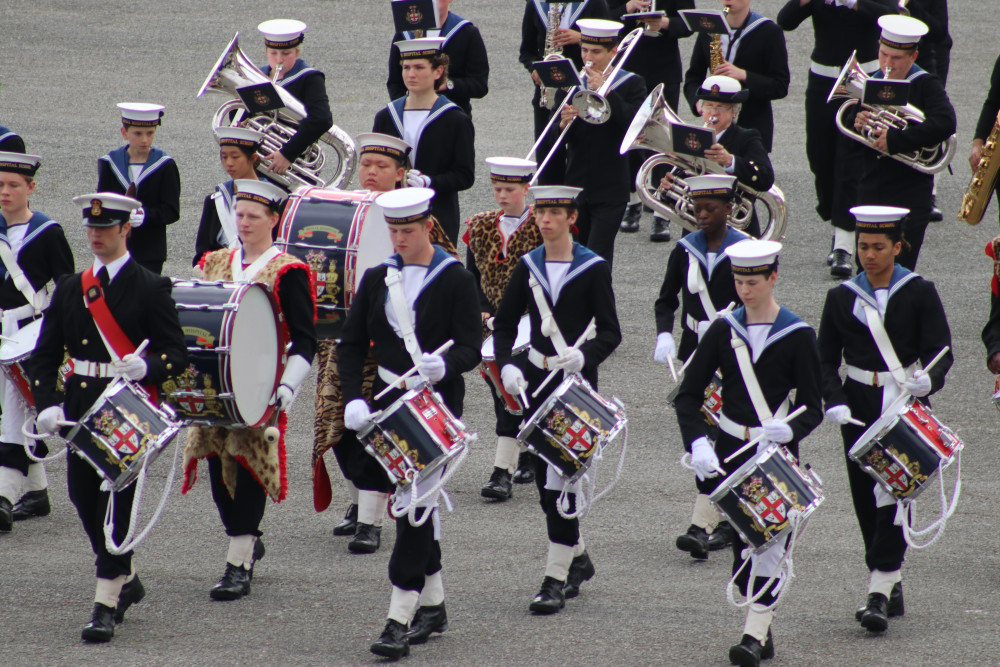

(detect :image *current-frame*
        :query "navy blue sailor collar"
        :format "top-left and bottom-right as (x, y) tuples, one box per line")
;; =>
(678, 226), (750, 278)
(842, 265), (919, 310)
(402, 11), (470, 44)
(724, 304), (811, 354)
(100, 145), (171, 190)
(532, 2), (592, 31)
(386, 95), (459, 162)
(523, 242), (604, 304)
(382, 245), (460, 299)
(0, 211), (58, 276)
(262, 59), (317, 87)
(871, 63), (927, 82)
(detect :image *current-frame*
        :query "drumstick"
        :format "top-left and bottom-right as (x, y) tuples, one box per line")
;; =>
(846, 417), (866, 427)
(914, 346), (950, 378)
(519, 388), (530, 410)
(531, 320), (598, 399)
(723, 405), (807, 464)
(374, 340), (455, 401)
(666, 355), (678, 383)
(672, 303), (734, 382)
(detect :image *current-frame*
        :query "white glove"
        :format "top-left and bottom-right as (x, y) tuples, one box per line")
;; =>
(406, 170), (432, 188)
(690, 437), (721, 481)
(420, 352), (447, 383)
(903, 372), (932, 398)
(129, 208), (146, 228)
(37, 405), (65, 435)
(825, 404), (853, 425)
(276, 354), (312, 411)
(276, 384), (295, 411)
(835, 0), (857, 7)
(114, 353), (147, 381)
(344, 399), (373, 432)
(653, 332), (676, 365)
(763, 420), (794, 444)
(553, 348), (585, 373)
(501, 364), (528, 396)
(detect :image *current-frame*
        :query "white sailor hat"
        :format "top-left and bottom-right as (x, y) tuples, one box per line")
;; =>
(73, 193), (141, 227)
(376, 187), (435, 224)
(697, 75), (749, 103)
(233, 179), (287, 211)
(214, 126), (265, 150)
(576, 18), (623, 46)
(258, 19), (307, 49)
(0, 151), (40, 177)
(117, 102), (164, 127)
(728, 239), (782, 275)
(486, 157), (536, 183)
(529, 185), (583, 208)
(687, 174), (737, 200)
(878, 15), (928, 51)
(850, 205), (909, 233)
(357, 133), (411, 163)
(395, 37), (445, 59)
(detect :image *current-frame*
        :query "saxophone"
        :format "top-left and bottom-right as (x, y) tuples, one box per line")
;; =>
(960, 111), (1000, 225)
(710, 6), (730, 72)
(539, 3), (567, 110)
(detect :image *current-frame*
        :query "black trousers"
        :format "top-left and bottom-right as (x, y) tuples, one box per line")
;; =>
(533, 454), (580, 547)
(576, 198), (627, 270)
(208, 456), (267, 537)
(67, 453), (135, 579)
(0, 440), (47, 476)
(388, 507), (442, 591)
(730, 537), (784, 606)
(806, 71), (863, 230)
(333, 429), (395, 493)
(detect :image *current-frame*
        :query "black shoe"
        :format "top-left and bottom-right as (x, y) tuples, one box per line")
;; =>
(827, 234), (835, 266)
(512, 452), (535, 484)
(860, 593), (889, 632)
(404, 603), (448, 644)
(0, 496), (12, 532)
(707, 521), (734, 551)
(563, 552), (596, 599)
(830, 249), (852, 278)
(676, 524), (710, 560)
(929, 195), (943, 222)
(370, 619), (410, 659)
(650, 217), (671, 242)
(349, 523), (382, 554)
(529, 576), (566, 614)
(114, 575), (146, 623)
(12, 489), (50, 521)
(209, 563), (252, 600)
(332, 503), (359, 536)
(855, 582), (904, 621)
(81, 603), (116, 643)
(481, 467), (513, 501)
(620, 203), (642, 232)
(728, 629), (774, 666)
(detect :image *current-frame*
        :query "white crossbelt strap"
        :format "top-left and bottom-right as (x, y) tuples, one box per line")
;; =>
(230, 245), (281, 282)
(212, 191), (240, 249)
(528, 274), (568, 355)
(0, 240), (40, 310)
(860, 301), (909, 385)
(730, 328), (774, 424)
(687, 260), (718, 323)
(385, 266), (425, 369)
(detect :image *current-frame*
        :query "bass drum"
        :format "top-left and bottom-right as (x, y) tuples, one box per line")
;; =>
(276, 186), (392, 339)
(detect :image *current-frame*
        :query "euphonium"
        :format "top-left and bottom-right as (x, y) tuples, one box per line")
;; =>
(619, 84), (787, 241)
(538, 3), (568, 110)
(828, 50), (955, 175)
(198, 33), (357, 190)
(959, 110), (1000, 225)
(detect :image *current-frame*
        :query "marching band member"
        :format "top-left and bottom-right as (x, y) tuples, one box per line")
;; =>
(465, 157), (545, 501)
(29, 193), (186, 642)
(256, 19), (334, 177)
(387, 0), (490, 118)
(776, 0), (896, 277)
(182, 180), (316, 601)
(844, 15), (956, 271)
(682, 0), (790, 155)
(337, 187), (481, 659)
(374, 37), (475, 245)
(0, 153), (73, 530)
(653, 175), (748, 559)
(674, 240), (822, 666)
(558, 18), (646, 268)
(0, 125), (25, 153)
(97, 103), (180, 275)
(969, 50), (1000, 225)
(818, 206), (952, 632)
(493, 185), (622, 615)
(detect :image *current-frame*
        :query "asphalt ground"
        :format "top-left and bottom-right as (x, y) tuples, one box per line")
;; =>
(1, 1), (998, 665)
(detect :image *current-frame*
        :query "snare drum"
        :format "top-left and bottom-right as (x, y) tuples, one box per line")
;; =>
(480, 314), (531, 415)
(66, 380), (182, 491)
(358, 386), (471, 491)
(517, 375), (627, 482)
(849, 396), (963, 502)
(276, 187), (391, 339)
(710, 444), (824, 553)
(160, 280), (283, 428)
(0, 318), (42, 408)
(666, 371), (723, 426)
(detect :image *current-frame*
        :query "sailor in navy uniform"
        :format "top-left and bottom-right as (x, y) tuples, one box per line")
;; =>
(493, 185), (622, 615)
(256, 19), (334, 177)
(374, 38), (476, 245)
(0, 126), (25, 153)
(557, 18), (646, 268)
(0, 153), (74, 530)
(844, 15), (956, 271)
(818, 206), (952, 633)
(338, 188), (481, 660)
(674, 240), (822, 666)
(653, 175), (748, 559)
(387, 0), (489, 118)
(97, 103), (180, 275)
(29, 193), (186, 642)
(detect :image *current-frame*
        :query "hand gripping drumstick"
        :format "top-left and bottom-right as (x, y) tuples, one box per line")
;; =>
(723, 405), (807, 464)
(531, 319), (598, 399)
(670, 303), (735, 384)
(374, 340), (455, 401)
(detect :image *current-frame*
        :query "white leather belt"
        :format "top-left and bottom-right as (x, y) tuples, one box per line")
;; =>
(845, 363), (916, 387)
(719, 413), (763, 442)
(811, 58), (879, 78)
(686, 314), (705, 333)
(69, 358), (115, 378)
(3, 303), (36, 322)
(528, 347), (558, 371)
(377, 366), (417, 390)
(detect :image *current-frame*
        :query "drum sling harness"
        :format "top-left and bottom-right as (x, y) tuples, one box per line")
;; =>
(724, 327), (789, 442)
(527, 273), (596, 370)
(384, 266), (428, 388)
(0, 240), (50, 325)
(212, 188), (241, 250)
(686, 258), (719, 340)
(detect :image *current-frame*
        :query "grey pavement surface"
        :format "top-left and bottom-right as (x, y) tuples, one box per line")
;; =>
(1, 1), (998, 665)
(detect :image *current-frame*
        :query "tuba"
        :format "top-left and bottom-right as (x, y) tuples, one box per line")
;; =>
(198, 34), (357, 190)
(619, 84), (787, 241)
(828, 51), (955, 175)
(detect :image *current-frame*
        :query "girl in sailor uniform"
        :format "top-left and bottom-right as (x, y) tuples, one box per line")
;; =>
(817, 206), (952, 633)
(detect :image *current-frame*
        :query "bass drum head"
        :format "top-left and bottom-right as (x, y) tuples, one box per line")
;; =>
(0, 318), (42, 363)
(354, 202), (393, 291)
(229, 284), (281, 427)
